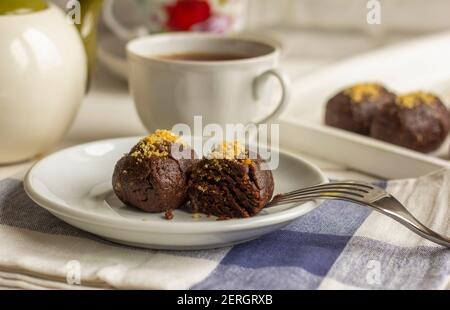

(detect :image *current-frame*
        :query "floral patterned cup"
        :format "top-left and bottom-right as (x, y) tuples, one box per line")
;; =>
(103, 0), (248, 41)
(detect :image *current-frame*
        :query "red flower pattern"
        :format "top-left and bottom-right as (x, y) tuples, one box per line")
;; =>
(165, 0), (212, 31)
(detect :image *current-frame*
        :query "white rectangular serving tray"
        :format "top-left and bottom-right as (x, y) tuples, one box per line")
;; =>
(278, 31), (450, 179)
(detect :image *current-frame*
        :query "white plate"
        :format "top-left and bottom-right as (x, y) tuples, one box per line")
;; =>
(281, 31), (450, 179)
(24, 137), (327, 250)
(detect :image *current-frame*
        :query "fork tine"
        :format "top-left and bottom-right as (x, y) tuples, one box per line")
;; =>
(267, 192), (361, 207)
(331, 181), (374, 189)
(279, 183), (371, 199)
(306, 181), (373, 189)
(278, 189), (366, 200)
(270, 189), (365, 204)
(280, 186), (368, 198)
(292, 181), (372, 193)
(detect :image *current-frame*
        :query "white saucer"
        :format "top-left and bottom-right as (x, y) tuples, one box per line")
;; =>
(24, 137), (327, 250)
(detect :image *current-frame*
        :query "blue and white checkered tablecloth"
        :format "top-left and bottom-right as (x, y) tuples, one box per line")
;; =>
(0, 170), (448, 289)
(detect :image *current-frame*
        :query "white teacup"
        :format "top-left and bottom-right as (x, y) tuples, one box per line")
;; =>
(127, 33), (290, 132)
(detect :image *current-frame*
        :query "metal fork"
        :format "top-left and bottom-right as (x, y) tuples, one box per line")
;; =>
(267, 181), (450, 248)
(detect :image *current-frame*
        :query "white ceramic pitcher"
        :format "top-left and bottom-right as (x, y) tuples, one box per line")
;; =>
(0, 0), (103, 163)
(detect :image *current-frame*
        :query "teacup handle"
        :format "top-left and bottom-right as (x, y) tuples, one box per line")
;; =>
(252, 69), (291, 124)
(103, 0), (149, 41)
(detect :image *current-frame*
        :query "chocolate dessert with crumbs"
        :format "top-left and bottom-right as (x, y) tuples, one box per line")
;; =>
(112, 130), (196, 213)
(325, 83), (396, 135)
(370, 92), (450, 152)
(188, 141), (274, 219)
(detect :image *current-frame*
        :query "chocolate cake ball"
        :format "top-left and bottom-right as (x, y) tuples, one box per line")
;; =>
(112, 130), (196, 213)
(188, 142), (274, 219)
(325, 83), (396, 135)
(370, 92), (450, 153)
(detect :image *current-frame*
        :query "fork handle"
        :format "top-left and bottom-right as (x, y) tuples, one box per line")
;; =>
(369, 197), (450, 248)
